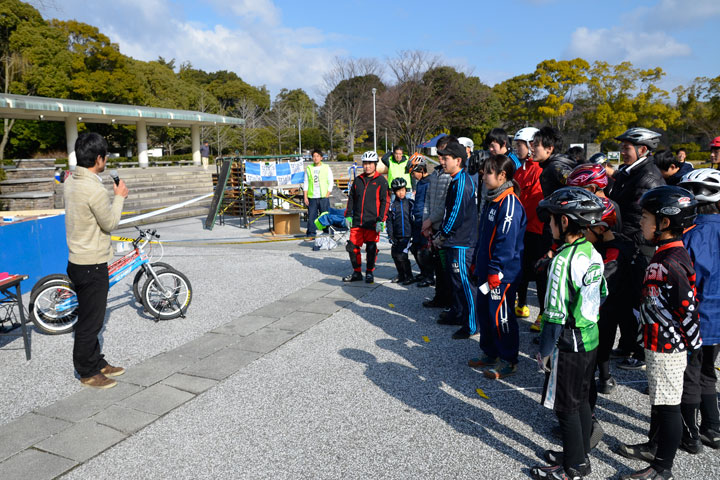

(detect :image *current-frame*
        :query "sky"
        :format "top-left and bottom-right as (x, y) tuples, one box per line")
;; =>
(38, 0), (720, 102)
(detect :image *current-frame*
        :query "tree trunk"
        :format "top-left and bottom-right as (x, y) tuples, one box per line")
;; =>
(0, 118), (15, 161)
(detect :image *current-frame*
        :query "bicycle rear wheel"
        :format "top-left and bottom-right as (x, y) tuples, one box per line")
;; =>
(29, 274), (78, 335)
(141, 268), (192, 320)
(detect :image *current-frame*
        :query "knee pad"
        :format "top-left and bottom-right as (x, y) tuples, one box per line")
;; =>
(346, 241), (358, 254)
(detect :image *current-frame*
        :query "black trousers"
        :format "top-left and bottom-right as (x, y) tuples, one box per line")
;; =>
(67, 262), (110, 378)
(306, 197), (330, 236)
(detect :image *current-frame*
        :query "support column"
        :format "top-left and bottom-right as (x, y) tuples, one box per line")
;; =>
(137, 120), (148, 168)
(191, 124), (201, 166)
(65, 117), (78, 171)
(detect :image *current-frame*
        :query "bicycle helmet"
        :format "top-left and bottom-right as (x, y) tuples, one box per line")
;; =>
(678, 168), (720, 204)
(710, 136), (720, 149)
(639, 185), (698, 234)
(615, 127), (661, 150)
(457, 137), (474, 151)
(361, 151), (379, 163)
(588, 152), (607, 165)
(513, 127), (540, 145)
(566, 164), (608, 190)
(536, 186), (605, 227)
(596, 197), (617, 228)
(391, 177), (407, 191)
(406, 152), (427, 173)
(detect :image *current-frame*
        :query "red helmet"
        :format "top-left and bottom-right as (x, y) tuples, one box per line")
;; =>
(566, 164), (608, 190)
(710, 136), (720, 149)
(598, 197), (617, 228)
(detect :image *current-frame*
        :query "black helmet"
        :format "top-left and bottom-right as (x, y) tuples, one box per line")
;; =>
(391, 177), (407, 191)
(639, 185), (698, 231)
(614, 127), (661, 150)
(588, 152), (607, 165)
(537, 187), (605, 227)
(467, 149), (490, 176)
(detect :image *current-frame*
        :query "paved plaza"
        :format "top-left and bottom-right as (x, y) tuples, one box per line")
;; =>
(0, 216), (718, 479)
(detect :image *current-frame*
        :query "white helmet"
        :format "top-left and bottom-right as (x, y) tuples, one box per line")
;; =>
(457, 137), (474, 150)
(615, 127), (661, 150)
(678, 168), (720, 204)
(513, 127), (539, 145)
(361, 151), (378, 162)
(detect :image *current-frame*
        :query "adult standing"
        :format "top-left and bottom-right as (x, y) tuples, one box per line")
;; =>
(303, 149), (334, 237)
(200, 140), (210, 171)
(382, 146), (412, 190)
(485, 128), (521, 169)
(64, 132), (129, 389)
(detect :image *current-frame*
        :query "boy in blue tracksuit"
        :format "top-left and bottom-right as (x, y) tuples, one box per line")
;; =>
(469, 154), (527, 379)
(409, 155), (434, 285)
(433, 141), (478, 340)
(387, 178), (414, 284)
(679, 169), (720, 451)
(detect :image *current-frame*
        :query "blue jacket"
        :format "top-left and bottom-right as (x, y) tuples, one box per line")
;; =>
(474, 188), (526, 283)
(387, 197), (413, 241)
(441, 169), (477, 248)
(508, 151), (521, 170)
(684, 214), (720, 345)
(666, 161), (694, 186)
(411, 176), (430, 242)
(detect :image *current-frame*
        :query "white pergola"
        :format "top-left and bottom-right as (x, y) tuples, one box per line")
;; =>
(0, 93), (244, 169)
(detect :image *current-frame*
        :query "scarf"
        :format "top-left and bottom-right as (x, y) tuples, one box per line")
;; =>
(483, 181), (514, 202)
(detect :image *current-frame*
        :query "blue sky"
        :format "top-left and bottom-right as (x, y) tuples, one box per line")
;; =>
(39, 0), (720, 101)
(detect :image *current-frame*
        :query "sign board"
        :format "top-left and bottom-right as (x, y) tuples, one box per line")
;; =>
(244, 159), (304, 186)
(204, 158), (232, 230)
(607, 151), (621, 161)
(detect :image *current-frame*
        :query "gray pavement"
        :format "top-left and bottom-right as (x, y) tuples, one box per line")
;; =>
(1, 215), (718, 479)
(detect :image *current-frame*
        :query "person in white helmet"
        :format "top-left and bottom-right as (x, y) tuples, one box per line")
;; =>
(457, 137), (474, 160)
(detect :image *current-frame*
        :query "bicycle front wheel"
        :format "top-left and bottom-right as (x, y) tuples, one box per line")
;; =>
(132, 262), (173, 303)
(29, 275), (78, 335)
(141, 268), (192, 320)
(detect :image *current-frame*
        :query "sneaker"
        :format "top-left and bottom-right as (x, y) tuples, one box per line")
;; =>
(530, 464), (582, 480)
(343, 271), (363, 282)
(483, 360), (517, 379)
(680, 436), (703, 454)
(365, 272), (374, 284)
(401, 277), (416, 286)
(616, 442), (656, 462)
(100, 365), (125, 377)
(542, 451), (591, 476)
(80, 373), (117, 389)
(530, 314), (542, 332)
(597, 376), (617, 394)
(417, 279), (433, 288)
(590, 417), (604, 450)
(700, 428), (720, 449)
(391, 276), (403, 283)
(618, 358), (646, 371)
(468, 355), (498, 368)
(620, 466), (674, 480)
(610, 348), (633, 359)
(422, 298), (445, 308)
(451, 328), (475, 340)
(515, 305), (530, 318)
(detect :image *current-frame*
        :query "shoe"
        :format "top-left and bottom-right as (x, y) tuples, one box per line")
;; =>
(483, 360), (517, 379)
(417, 279), (433, 288)
(596, 376), (617, 394)
(530, 314), (542, 332)
(437, 309), (452, 321)
(589, 417), (604, 450)
(343, 272), (363, 282)
(680, 436), (703, 454)
(80, 373), (117, 389)
(365, 273), (374, 284)
(468, 355), (498, 368)
(401, 277), (416, 286)
(515, 305), (530, 318)
(451, 328), (475, 340)
(618, 358), (646, 371)
(530, 464), (582, 480)
(437, 316), (461, 325)
(100, 365), (125, 377)
(422, 298), (445, 308)
(542, 451), (591, 476)
(391, 276), (403, 283)
(616, 442), (656, 462)
(610, 348), (632, 359)
(620, 466), (674, 480)
(700, 428), (720, 449)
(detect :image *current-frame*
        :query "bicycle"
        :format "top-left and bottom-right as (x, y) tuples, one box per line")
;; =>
(28, 227), (192, 335)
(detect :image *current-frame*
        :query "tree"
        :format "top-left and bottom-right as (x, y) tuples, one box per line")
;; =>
(274, 88), (317, 152)
(236, 97), (263, 155)
(675, 76), (720, 144)
(265, 103), (293, 154)
(532, 58), (590, 129)
(492, 74), (538, 132)
(319, 91), (342, 157)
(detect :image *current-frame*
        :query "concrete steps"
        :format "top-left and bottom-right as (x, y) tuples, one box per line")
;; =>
(0, 159), (58, 210)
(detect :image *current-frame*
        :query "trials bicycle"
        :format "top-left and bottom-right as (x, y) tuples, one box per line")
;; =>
(28, 227), (192, 335)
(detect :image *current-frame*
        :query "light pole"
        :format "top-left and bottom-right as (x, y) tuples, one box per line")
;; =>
(297, 117), (302, 155)
(371, 88), (377, 153)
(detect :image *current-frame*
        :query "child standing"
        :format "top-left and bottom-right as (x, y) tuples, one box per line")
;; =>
(408, 154), (434, 286)
(616, 185), (701, 480)
(530, 187), (607, 480)
(387, 178), (414, 284)
(468, 154), (527, 379)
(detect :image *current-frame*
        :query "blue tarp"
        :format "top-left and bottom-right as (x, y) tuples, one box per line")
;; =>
(418, 133), (448, 148)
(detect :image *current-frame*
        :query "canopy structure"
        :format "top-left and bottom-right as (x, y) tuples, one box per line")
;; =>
(418, 133), (448, 148)
(0, 93), (244, 169)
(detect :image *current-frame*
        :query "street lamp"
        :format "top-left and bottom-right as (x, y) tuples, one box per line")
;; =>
(371, 88), (377, 153)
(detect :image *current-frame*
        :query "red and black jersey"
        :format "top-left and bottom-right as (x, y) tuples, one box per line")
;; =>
(639, 240), (702, 353)
(345, 171), (389, 230)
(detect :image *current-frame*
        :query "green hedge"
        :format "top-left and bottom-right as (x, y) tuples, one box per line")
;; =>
(686, 151), (712, 162)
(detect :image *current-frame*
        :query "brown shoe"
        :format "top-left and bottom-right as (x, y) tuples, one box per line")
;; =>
(100, 365), (125, 377)
(80, 373), (117, 389)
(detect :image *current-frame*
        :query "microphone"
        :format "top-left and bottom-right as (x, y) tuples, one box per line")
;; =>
(109, 170), (120, 186)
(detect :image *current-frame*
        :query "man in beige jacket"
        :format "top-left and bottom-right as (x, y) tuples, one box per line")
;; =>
(64, 132), (128, 389)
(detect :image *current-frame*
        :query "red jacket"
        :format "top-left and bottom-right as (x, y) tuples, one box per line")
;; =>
(345, 171), (389, 229)
(515, 159), (544, 235)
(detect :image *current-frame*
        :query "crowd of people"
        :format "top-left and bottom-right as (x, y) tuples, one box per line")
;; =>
(339, 127), (720, 480)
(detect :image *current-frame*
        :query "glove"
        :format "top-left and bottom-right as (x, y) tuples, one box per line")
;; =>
(534, 255), (552, 276)
(432, 232), (446, 248)
(376, 221), (385, 233)
(487, 273), (501, 290)
(345, 217), (352, 228)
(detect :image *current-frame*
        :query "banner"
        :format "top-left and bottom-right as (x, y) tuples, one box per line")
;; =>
(244, 160), (305, 185)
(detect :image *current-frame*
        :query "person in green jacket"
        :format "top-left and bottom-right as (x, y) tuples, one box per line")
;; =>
(303, 149), (334, 237)
(381, 146), (412, 191)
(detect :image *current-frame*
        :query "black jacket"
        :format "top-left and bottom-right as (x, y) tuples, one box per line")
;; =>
(387, 196), (413, 240)
(539, 154), (576, 197)
(609, 156), (665, 249)
(344, 171), (389, 230)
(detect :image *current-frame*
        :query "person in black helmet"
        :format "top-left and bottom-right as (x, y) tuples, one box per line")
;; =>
(387, 177), (414, 284)
(616, 186), (701, 480)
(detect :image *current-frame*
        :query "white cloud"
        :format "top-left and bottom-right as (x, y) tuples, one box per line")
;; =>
(630, 0), (720, 29)
(566, 26), (691, 64)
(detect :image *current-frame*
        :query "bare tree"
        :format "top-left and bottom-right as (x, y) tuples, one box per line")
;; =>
(0, 53), (29, 160)
(265, 103), (293, 154)
(236, 97), (264, 155)
(318, 89), (342, 158)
